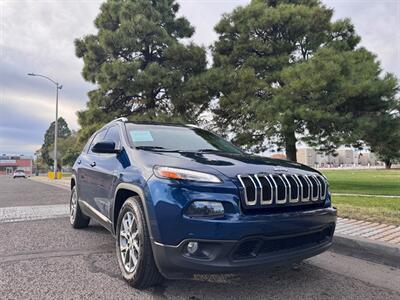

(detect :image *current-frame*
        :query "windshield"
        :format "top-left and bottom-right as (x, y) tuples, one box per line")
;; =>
(125, 124), (243, 154)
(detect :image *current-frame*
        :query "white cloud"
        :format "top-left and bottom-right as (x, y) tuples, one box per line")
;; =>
(3, 88), (80, 129)
(178, 0), (249, 47)
(324, 0), (400, 76)
(0, 135), (40, 155)
(1, 0), (101, 81)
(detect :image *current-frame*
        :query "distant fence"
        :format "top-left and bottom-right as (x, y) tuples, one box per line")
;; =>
(318, 164), (400, 170)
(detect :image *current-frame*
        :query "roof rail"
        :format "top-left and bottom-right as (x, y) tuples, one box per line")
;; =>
(105, 117), (128, 127)
(113, 117), (128, 122)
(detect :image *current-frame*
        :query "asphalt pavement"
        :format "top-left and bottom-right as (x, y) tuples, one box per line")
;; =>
(1, 176), (400, 299)
(0, 176), (68, 207)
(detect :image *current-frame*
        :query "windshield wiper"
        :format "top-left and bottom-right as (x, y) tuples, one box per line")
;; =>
(135, 146), (165, 150)
(196, 148), (224, 153)
(135, 146), (226, 153)
(134, 146), (180, 152)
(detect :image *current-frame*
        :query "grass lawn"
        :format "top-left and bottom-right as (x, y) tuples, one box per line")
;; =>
(332, 195), (400, 225)
(321, 169), (400, 225)
(322, 169), (400, 196)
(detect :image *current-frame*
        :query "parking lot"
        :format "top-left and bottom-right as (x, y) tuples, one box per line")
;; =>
(1, 176), (400, 299)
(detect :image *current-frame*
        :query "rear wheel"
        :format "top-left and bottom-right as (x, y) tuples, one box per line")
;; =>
(116, 197), (164, 288)
(69, 186), (90, 229)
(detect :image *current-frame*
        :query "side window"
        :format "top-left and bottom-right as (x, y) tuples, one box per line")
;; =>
(104, 125), (121, 148)
(82, 133), (95, 153)
(88, 129), (107, 154)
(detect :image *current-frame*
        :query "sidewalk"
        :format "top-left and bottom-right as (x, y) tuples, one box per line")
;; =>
(332, 193), (400, 198)
(336, 217), (400, 245)
(0, 204), (68, 223)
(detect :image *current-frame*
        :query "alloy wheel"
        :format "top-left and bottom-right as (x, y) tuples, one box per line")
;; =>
(70, 189), (77, 224)
(119, 211), (140, 273)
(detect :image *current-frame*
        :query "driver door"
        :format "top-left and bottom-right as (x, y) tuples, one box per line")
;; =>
(77, 129), (107, 210)
(85, 125), (123, 220)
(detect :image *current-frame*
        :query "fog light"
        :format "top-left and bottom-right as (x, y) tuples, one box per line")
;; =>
(186, 201), (224, 217)
(187, 241), (199, 254)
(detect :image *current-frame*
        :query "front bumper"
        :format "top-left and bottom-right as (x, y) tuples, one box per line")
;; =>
(151, 207), (336, 279)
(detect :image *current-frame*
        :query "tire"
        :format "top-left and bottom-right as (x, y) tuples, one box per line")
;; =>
(69, 186), (90, 229)
(116, 197), (164, 289)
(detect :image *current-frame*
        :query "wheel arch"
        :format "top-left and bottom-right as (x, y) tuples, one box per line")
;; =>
(112, 183), (155, 239)
(70, 175), (76, 190)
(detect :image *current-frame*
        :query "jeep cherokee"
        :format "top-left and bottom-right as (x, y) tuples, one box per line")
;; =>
(70, 117), (336, 288)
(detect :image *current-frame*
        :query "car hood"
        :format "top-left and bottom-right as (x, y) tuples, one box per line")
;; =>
(137, 150), (320, 179)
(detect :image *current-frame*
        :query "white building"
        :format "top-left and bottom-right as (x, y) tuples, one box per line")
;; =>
(296, 144), (381, 168)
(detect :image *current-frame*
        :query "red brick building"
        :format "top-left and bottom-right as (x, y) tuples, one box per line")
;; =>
(0, 154), (33, 175)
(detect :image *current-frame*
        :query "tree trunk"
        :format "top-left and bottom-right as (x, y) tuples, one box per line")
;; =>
(285, 130), (297, 162)
(384, 159), (392, 169)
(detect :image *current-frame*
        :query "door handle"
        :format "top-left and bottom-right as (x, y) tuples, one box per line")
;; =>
(90, 162), (96, 167)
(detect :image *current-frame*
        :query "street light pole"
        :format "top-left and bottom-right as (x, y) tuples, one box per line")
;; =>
(54, 82), (59, 177)
(28, 73), (62, 179)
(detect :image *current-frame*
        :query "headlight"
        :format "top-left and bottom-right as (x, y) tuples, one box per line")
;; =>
(186, 201), (225, 217)
(153, 166), (221, 183)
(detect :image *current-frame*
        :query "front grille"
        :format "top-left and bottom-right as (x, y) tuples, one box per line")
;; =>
(237, 173), (328, 211)
(232, 226), (334, 260)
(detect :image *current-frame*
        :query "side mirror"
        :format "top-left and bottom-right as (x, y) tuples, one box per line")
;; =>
(92, 141), (120, 154)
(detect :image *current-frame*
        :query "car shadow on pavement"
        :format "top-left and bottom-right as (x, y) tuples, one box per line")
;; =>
(2, 218), (397, 300)
(83, 235), (364, 300)
(75, 222), (399, 300)
(82, 221), (112, 235)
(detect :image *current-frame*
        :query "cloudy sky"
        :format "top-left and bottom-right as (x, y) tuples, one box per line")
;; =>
(0, 0), (399, 156)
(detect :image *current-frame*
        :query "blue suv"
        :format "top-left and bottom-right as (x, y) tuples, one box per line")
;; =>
(70, 117), (336, 288)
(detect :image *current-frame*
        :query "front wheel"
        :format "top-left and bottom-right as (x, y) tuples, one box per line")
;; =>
(69, 186), (90, 229)
(116, 197), (164, 288)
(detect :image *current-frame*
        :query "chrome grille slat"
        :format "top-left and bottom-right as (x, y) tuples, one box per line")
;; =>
(255, 175), (273, 205)
(303, 175), (314, 202)
(286, 175), (300, 203)
(268, 175), (278, 204)
(237, 175), (257, 206)
(297, 175), (310, 202)
(237, 173), (328, 209)
(307, 175), (320, 201)
(281, 175), (292, 202)
(313, 175), (322, 201)
(316, 175), (327, 200)
(272, 174), (287, 204)
(248, 176), (258, 204)
(293, 175), (303, 202)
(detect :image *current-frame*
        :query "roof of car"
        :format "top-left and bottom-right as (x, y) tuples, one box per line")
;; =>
(107, 117), (196, 128)
(125, 121), (194, 127)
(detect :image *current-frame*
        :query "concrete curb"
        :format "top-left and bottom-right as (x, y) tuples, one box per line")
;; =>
(332, 233), (400, 268)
